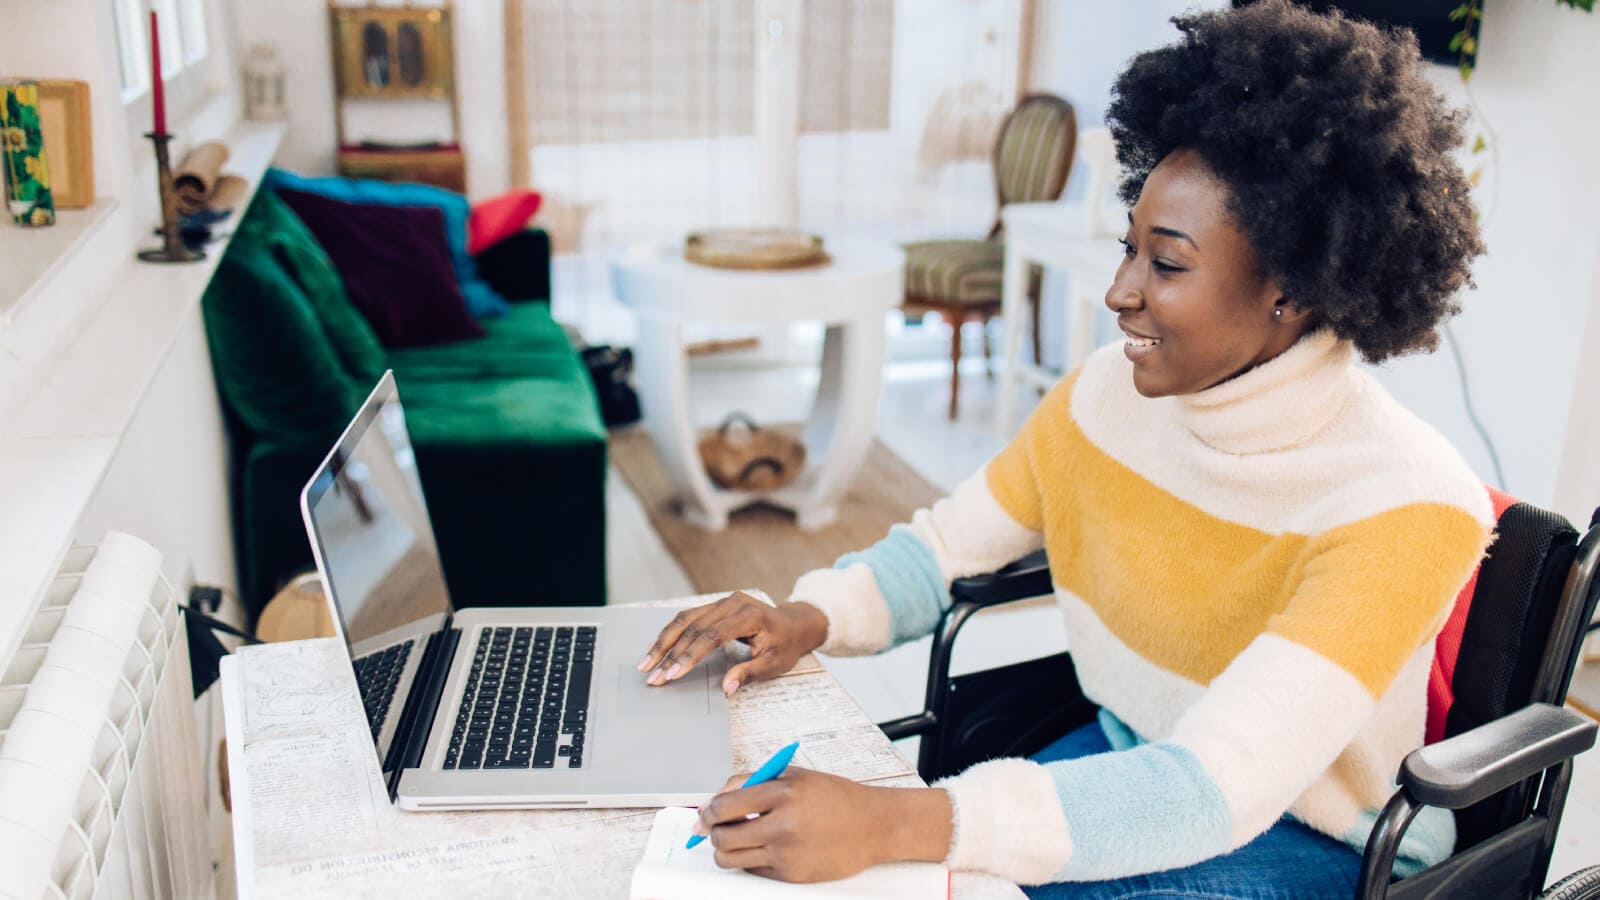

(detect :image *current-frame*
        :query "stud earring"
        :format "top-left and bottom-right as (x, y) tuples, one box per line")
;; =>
(1273, 308), (1283, 318)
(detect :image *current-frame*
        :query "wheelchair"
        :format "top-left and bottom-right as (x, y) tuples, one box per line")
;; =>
(880, 495), (1600, 899)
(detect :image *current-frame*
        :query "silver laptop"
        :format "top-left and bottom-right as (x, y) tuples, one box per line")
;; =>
(299, 371), (731, 810)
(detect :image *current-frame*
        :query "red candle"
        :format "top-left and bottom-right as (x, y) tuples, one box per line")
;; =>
(149, 10), (166, 134)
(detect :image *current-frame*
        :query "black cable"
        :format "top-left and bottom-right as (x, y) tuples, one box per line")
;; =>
(1442, 321), (1506, 490)
(180, 606), (262, 644)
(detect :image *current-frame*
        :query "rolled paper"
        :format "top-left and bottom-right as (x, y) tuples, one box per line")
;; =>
(1, 81), (55, 226)
(173, 140), (230, 214)
(204, 173), (248, 214)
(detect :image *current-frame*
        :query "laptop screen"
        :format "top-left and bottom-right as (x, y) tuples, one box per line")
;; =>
(301, 372), (454, 648)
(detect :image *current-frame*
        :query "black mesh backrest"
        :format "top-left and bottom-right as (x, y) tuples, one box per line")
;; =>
(1444, 501), (1578, 849)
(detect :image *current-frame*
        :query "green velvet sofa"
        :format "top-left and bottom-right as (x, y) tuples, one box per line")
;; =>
(202, 187), (607, 623)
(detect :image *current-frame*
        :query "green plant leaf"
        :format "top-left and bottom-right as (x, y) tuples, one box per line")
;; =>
(1472, 134), (1487, 154)
(1449, 31), (1465, 51)
(1449, 4), (1469, 20)
(1462, 36), (1477, 55)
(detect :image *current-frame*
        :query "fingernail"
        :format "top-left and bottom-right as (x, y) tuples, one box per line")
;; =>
(647, 668), (664, 685)
(636, 655), (652, 672)
(665, 662), (683, 681)
(690, 818), (706, 837)
(723, 678), (738, 696)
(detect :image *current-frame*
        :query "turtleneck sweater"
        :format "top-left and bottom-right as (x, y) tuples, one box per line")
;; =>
(790, 330), (1493, 885)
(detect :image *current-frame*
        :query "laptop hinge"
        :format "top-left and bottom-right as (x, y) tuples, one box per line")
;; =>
(382, 626), (461, 799)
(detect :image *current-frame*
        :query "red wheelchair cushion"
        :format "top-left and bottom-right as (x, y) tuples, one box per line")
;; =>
(1426, 486), (1518, 745)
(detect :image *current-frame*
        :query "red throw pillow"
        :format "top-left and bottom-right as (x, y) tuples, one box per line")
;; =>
(278, 188), (485, 349)
(468, 189), (542, 256)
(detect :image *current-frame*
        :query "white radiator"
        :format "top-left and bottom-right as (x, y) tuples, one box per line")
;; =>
(0, 532), (211, 900)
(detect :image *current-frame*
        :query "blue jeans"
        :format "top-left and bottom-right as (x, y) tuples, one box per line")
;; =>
(1021, 720), (1363, 900)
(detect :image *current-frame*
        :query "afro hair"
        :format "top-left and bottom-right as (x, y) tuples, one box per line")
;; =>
(1105, 0), (1484, 363)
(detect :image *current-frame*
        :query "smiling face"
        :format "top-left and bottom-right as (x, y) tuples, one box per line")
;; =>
(1106, 148), (1313, 398)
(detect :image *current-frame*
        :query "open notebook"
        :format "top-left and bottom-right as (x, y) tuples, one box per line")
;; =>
(630, 807), (950, 900)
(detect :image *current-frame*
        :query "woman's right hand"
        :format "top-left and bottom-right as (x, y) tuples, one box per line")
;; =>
(636, 591), (830, 696)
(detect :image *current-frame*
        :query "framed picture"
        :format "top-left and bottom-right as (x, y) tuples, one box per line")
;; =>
(330, 4), (454, 100)
(34, 79), (92, 208)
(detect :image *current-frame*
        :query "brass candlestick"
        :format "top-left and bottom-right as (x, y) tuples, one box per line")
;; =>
(137, 132), (205, 263)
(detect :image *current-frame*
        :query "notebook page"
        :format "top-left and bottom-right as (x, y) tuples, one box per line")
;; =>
(630, 807), (948, 900)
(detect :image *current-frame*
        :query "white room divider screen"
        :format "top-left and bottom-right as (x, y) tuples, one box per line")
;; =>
(0, 532), (211, 900)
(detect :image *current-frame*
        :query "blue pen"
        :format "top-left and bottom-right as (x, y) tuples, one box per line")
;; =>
(687, 741), (800, 849)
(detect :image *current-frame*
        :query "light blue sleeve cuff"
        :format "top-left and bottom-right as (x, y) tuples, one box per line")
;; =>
(1044, 741), (1234, 882)
(1340, 803), (1455, 878)
(835, 524), (948, 649)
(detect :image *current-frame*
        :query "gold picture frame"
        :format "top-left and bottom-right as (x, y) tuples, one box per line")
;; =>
(330, 4), (454, 100)
(34, 79), (93, 208)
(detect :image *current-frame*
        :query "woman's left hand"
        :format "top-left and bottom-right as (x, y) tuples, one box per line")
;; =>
(695, 767), (953, 882)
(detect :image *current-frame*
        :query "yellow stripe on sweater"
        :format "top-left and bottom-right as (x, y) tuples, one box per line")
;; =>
(987, 378), (1487, 698)
(1269, 504), (1488, 696)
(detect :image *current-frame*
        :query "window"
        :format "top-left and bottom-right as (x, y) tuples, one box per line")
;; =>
(111, 0), (211, 116)
(523, 0), (892, 147)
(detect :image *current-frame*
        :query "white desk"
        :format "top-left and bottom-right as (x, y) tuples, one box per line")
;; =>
(996, 203), (1123, 434)
(223, 595), (1024, 900)
(612, 242), (903, 531)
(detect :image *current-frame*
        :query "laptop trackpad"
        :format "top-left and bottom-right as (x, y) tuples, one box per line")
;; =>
(616, 664), (710, 717)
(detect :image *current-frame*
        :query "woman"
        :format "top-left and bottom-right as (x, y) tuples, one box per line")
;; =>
(636, 3), (1492, 896)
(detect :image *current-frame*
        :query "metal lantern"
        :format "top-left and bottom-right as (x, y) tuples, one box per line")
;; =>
(243, 42), (287, 121)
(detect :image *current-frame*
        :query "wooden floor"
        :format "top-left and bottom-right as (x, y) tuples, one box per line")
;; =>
(602, 352), (1600, 885)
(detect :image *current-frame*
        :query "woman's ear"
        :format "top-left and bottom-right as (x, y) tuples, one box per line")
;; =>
(1272, 297), (1313, 326)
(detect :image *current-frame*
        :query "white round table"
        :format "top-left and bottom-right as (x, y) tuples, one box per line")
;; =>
(611, 240), (904, 531)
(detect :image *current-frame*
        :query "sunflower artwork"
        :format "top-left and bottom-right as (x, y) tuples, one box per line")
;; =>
(2, 81), (55, 226)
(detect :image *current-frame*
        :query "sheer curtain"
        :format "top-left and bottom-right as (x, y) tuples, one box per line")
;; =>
(510, 0), (1023, 345)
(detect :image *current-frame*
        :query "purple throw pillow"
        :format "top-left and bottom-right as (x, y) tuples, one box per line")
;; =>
(276, 187), (484, 349)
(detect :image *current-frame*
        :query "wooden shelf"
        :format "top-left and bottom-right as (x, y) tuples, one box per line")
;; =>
(337, 146), (465, 192)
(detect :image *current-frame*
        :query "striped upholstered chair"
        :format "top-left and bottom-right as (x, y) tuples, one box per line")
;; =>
(903, 94), (1077, 419)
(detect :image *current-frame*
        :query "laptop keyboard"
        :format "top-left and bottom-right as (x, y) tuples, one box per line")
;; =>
(445, 625), (595, 770)
(353, 639), (415, 740)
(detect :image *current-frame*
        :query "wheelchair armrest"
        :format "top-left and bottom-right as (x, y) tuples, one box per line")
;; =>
(948, 549), (1052, 610)
(1399, 703), (1596, 809)
(878, 550), (1054, 747)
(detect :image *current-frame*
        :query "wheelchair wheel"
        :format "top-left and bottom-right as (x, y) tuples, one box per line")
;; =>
(1541, 865), (1600, 899)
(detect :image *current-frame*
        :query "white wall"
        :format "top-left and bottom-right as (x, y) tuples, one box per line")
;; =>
(1027, 1), (1600, 524)
(229, 0), (508, 198)
(0, 0), (244, 595)
(1029, 0), (1226, 133)
(1414, 2), (1600, 524)
(75, 310), (239, 598)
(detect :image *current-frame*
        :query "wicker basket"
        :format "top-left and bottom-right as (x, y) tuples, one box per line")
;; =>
(697, 413), (806, 491)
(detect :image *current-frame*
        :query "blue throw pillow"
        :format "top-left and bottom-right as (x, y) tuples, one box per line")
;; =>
(263, 168), (510, 319)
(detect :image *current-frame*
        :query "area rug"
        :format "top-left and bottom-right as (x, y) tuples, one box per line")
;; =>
(609, 426), (944, 601)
